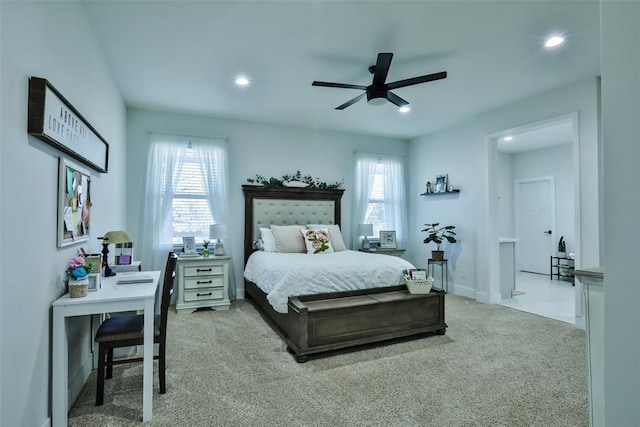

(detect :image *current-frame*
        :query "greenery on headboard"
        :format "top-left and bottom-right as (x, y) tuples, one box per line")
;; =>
(246, 170), (344, 189)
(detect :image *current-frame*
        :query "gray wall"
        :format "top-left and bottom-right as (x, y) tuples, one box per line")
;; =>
(0, 2), (127, 426)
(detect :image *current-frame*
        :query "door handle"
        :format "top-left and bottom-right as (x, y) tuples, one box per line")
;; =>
(543, 230), (552, 235)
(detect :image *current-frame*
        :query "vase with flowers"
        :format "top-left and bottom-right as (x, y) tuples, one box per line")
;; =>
(66, 256), (93, 298)
(202, 240), (210, 258)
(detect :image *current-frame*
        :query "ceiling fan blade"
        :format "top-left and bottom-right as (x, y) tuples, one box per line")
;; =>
(336, 93), (366, 110)
(312, 81), (367, 90)
(372, 53), (393, 86)
(387, 91), (409, 107)
(387, 71), (447, 90)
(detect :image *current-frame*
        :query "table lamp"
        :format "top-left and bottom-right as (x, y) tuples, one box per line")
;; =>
(99, 231), (132, 276)
(357, 224), (374, 250)
(209, 224), (228, 256)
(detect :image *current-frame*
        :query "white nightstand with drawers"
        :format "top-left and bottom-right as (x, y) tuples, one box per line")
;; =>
(176, 256), (231, 313)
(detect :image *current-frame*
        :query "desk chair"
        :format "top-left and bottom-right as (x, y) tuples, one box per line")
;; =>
(95, 252), (178, 406)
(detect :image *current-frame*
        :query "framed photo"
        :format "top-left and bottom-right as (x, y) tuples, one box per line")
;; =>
(57, 158), (92, 247)
(410, 269), (428, 280)
(435, 174), (448, 193)
(379, 230), (397, 249)
(182, 236), (197, 255)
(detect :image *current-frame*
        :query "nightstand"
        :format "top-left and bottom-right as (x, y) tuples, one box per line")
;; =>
(358, 248), (406, 258)
(176, 256), (230, 313)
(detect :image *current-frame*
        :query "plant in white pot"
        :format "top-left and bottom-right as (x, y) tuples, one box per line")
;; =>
(422, 223), (457, 261)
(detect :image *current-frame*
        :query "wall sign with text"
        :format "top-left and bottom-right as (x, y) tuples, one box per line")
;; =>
(28, 77), (109, 173)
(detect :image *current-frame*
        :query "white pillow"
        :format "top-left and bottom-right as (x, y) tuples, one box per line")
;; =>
(259, 227), (278, 252)
(301, 228), (334, 254)
(271, 225), (306, 253)
(307, 224), (347, 251)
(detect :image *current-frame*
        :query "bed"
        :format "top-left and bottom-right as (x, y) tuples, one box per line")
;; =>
(242, 185), (447, 362)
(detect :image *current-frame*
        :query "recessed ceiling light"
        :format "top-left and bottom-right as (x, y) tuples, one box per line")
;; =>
(398, 106), (410, 113)
(234, 76), (250, 87)
(544, 35), (565, 48)
(503, 136), (513, 141)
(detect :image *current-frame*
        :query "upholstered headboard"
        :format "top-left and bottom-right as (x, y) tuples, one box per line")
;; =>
(242, 185), (345, 265)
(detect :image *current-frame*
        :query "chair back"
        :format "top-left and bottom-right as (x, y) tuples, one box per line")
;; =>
(159, 252), (178, 339)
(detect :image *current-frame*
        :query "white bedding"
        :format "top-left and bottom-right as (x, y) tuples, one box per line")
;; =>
(243, 250), (415, 313)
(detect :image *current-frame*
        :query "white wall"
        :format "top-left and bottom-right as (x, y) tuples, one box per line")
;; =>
(512, 144), (575, 260)
(125, 108), (408, 297)
(407, 78), (599, 302)
(0, 3), (126, 426)
(601, 2), (640, 424)
(497, 151), (515, 238)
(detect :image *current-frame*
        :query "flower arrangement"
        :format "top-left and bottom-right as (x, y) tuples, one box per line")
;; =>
(246, 170), (344, 189)
(202, 240), (210, 249)
(67, 256), (93, 281)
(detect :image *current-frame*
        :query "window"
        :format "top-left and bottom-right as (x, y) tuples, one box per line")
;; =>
(164, 147), (216, 244)
(142, 133), (229, 254)
(354, 153), (407, 247)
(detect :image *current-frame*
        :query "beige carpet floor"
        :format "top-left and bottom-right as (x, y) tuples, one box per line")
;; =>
(68, 294), (588, 426)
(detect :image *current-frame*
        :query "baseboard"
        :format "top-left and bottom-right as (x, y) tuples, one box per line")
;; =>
(68, 352), (94, 410)
(236, 288), (245, 300)
(475, 290), (502, 304)
(574, 315), (586, 330)
(451, 284), (476, 300)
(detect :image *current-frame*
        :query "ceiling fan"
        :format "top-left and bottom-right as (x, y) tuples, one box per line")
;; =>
(312, 52), (447, 110)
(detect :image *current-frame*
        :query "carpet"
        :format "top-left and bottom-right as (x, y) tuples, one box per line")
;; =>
(68, 294), (588, 426)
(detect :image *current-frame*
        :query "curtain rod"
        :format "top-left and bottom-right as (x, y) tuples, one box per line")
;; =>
(148, 130), (229, 142)
(354, 150), (405, 157)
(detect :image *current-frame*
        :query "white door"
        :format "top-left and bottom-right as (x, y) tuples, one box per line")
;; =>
(516, 177), (555, 274)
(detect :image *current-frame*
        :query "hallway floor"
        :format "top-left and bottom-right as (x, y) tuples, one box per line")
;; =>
(499, 271), (575, 324)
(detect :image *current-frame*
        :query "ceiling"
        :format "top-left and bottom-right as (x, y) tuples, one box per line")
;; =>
(497, 119), (573, 153)
(81, 0), (601, 140)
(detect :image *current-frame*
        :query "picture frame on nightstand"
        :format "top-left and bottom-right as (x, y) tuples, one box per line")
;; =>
(379, 230), (397, 249)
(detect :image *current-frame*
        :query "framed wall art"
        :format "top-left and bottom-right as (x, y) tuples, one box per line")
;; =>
(379, 230), (397, 249)
(58, 157), (92, 247)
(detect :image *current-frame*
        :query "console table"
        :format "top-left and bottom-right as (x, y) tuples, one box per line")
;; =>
(52, 271), (160, 426)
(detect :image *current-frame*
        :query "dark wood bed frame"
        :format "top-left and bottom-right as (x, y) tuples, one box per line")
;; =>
(242, 185), (447, 362)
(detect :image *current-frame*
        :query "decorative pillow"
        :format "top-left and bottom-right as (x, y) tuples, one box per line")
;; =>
(301, 228), (334, 254)
(307, 224), (347, 251)
(259, 227), (278, 252)
(271, 225), (306, 253)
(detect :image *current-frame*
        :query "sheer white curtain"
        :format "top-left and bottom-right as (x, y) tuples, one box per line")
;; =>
(353, 152), (408, 248)
(352, 154), (378, 248)
(139, 134), (231, 297)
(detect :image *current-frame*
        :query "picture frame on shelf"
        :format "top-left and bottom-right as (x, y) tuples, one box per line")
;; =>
(435, 174), (448, 193)
(379, 230), (397, 249)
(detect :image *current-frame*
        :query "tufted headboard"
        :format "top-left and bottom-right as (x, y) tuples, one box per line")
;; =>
(242, 185), (345, 265)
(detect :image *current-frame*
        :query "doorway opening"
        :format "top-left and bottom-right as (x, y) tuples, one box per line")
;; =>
(487, 114), (580, 324)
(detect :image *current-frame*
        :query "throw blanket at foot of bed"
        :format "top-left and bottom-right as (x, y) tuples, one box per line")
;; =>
(285, 286), (447, 362)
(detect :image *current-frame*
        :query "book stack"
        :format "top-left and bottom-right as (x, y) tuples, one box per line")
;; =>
(115, 242), (133, 265)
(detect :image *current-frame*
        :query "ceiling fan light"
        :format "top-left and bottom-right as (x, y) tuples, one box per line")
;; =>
(398, 106), (410, 113)
(367, 97), (387, 106)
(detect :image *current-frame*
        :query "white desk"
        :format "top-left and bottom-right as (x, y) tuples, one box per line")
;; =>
(52, 270), (160, 426)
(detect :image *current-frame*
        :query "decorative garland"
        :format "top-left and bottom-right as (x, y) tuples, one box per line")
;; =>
(246, 170), (344, 189)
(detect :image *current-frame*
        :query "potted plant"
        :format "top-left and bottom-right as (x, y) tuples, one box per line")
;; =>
(202, 240), (210, 258)
(422, 223), (457, 261)
(557, 236), (566, 257)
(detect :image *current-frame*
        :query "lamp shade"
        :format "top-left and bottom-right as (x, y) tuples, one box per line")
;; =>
(209, 224), (228, 240)
(101, 231), (131, 244)
(357, 224), (374, 237)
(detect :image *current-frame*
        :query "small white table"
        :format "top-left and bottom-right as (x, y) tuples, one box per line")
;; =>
(52, 271), (160, 426)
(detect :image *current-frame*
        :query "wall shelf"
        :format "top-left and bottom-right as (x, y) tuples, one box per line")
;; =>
(420, 190), (460, 196)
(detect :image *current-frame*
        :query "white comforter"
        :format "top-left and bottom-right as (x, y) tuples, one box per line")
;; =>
(243, 250), (415, 313)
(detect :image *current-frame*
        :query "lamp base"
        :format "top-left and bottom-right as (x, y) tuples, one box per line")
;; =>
(361, 236), (370, 250)
(214, 241), (225, 256)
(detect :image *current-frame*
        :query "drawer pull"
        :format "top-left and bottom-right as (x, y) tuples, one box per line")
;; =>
(197, 280), (213, 285)
(197, 292), (213, 297)
(197, 268), (213, 272)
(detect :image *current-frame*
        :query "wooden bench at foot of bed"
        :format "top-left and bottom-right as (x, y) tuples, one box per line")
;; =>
(285, 285), (447, 362)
